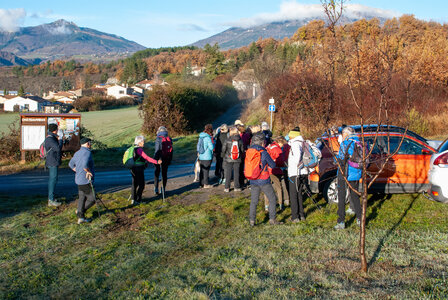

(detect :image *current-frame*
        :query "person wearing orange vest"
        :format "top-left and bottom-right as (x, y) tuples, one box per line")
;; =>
(246, 133), (282, 226)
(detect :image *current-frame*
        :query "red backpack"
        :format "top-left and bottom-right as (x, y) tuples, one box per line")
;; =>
(161, 136), (173, 159)
(244, 148), (270, 180)
(230, 140), (239, 160)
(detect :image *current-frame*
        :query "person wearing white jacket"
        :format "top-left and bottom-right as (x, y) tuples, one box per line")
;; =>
(287, 127), (313, 222)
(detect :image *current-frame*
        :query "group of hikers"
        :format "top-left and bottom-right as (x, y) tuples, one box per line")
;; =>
(43, 120), (363, 229)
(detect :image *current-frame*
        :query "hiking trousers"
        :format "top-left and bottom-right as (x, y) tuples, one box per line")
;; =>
(154, 161), (169, 192)
(48, 166), (58, 201)
(264, 173), (289, 208)
(199, 159), (212, 186)
(77, 184), (95, 218)
(215, 155), (224, 179)
(288, 175), (307, 220)
(131, 165), (145, 202)
(224, 161), (241, 190)
(337, 173), (362, 223)
(250, 183), (277, 221)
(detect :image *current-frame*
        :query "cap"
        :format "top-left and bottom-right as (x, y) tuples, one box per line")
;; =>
(79, 138), (92, 145)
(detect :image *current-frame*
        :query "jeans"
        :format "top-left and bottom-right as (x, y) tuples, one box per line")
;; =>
(224, 161), (241, 189)
(199, 159), (212, 186)
(288, 175), (307, 220)
(131, 165), (145, 202)
(48, 166), (58, 201)
(77, 184), (95, 218)
(250, 184), (277, 221)
(154, 162), (169, 191)
(337, 172), (362, 223)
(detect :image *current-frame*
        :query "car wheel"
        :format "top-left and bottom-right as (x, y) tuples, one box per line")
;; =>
(323, 177), (349, 204)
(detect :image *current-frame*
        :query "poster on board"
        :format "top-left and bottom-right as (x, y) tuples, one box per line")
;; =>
(21, 125), (46, 150)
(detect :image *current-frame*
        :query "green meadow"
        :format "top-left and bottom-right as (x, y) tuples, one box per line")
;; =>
(1, 190), (447, 299)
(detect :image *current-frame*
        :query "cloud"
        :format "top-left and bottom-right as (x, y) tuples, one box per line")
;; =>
(0, 8), (26, 32)
(47, 24), (73, 35)
(178, 24), (207, 32)
(226, 1), (400, 28)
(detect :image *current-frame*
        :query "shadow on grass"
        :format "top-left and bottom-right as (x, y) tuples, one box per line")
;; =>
(368, 194), (418, 267)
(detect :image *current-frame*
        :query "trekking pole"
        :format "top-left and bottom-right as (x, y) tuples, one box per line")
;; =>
(89, 180), (117, 217)
(161, 185), (165, 203)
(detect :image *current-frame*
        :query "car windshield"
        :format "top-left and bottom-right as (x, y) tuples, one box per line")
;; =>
(438, 139), (448, 153)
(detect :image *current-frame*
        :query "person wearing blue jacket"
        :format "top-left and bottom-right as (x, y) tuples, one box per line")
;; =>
(197, 124), (215, 188)
(69, 137), (96, 224)
(334, 126), (362, 229)
(248, 133), (282, 226)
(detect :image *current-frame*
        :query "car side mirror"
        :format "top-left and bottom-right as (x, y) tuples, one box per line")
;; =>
(422, 148), (432, 155)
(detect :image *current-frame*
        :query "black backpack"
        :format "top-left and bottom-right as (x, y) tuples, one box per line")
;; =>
(347, 140), (369, 169)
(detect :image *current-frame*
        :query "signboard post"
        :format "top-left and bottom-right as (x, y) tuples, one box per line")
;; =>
(268, 97), (275, 131)
(20, 113), (82, 163)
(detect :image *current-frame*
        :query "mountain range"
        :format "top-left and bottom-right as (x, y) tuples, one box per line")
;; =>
(0, 19), (146, 65)
(191, 15), (390, 50)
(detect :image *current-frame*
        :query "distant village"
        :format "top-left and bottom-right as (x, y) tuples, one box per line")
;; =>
(0, 67), (260, 114)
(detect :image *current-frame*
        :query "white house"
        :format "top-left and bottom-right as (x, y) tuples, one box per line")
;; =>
(3, 96), (50, 112)
(190, 65), (205, 77)
(232, 69), (261, 99)
(57, 97), (75, 104)
(106, 85), (133, 99)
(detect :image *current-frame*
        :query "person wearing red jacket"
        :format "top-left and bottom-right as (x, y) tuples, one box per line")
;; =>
(265, 136), (290, 210)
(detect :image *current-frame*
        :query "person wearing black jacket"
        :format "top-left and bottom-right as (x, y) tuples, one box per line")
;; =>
(153, 126), (173, 195)
(214, 124), (228, 184)
(221, 126), (244, 192)
(45, 123), (63, 207)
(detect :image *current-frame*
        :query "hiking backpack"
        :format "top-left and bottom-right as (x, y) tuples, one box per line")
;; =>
(197, 137), (205, 154)
(230, 140), (239, 160)
(161, 136), (173, 159)
(348, 140), (369, 169)
(244, 148), (270, 180)
(299, 141), (321, 169)
(39, 136), (52, 159)
(123, 145), (136, 168)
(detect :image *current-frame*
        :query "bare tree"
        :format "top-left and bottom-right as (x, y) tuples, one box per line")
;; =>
(320, 0), (412, 272)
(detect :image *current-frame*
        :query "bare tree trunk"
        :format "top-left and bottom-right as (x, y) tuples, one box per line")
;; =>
(360, 168), (368, 272)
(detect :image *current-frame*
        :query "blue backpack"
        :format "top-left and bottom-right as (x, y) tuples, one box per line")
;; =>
(197, 137), (205, 154)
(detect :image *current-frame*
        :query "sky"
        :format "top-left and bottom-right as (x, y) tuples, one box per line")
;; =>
(0, 0), (447, 48)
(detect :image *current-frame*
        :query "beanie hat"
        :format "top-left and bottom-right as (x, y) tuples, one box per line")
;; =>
(288, 127), (301, 140)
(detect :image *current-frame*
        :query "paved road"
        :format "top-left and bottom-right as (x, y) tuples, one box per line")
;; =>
(0, 101), (244, 199)
(0, 164), (196, 198)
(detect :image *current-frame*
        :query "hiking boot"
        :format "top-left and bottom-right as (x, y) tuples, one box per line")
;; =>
(77, 218), (91, 224)
(131, 200), (140, 205)
(224, 188), (230, 193)
(284, 200), (290, 206)
(334, 222), (345, 230)
(234, 188), (242, 192)
(249, 220), (255, 227)
(154, 188), (160, 195)
(346, 207), (355, 215)
(269, 219), (283, 225)
(203, 185), (213, 189)
(48, 200), (62, 207)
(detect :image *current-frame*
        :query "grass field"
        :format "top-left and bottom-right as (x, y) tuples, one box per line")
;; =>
(0, 107), (142, 147)
(1, 189), (447, 299)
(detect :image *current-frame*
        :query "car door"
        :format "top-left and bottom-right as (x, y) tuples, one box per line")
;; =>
(386, 135), (433, 193)
(364, 135), (390, 188)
